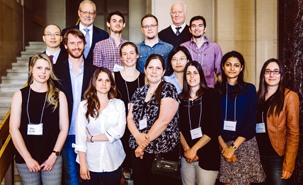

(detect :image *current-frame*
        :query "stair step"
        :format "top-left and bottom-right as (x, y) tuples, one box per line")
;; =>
(7, 69), (28, 73)
(21, 50), (44, 55)
(29, 41), (45, 45)
(0, 92), (15, 97)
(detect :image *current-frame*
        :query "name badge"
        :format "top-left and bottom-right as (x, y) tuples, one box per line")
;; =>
(127, 103), (130, 111)
(139, 118), (147, 130)
(190, 127), (203, 140)
(256, 123), (266, 133)
(223, 120), (237, 131)
(27, 123), (43, 135)
(113, 64), (124, 72)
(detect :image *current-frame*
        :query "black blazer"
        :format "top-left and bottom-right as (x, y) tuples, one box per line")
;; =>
(53, 59), (97, 124)
(28, 50), (68, 67)
(61, 25), (109, 65)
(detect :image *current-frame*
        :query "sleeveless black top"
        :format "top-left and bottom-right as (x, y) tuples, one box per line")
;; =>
(15, 86), (60, 164)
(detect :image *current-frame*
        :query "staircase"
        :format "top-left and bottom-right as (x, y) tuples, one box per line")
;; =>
(0, 41), (45, 185)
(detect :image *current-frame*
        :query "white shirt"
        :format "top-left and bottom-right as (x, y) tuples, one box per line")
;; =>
(45, 49), (61, 64)
(79, 23), (93, 48)
(171, 22), (186, 35)
(74, 99), (126, 172)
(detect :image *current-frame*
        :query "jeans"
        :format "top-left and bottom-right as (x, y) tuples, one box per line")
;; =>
(259, 155), (288, 185)
(62, 135), (79, 185)
(82, 165), (122, 185)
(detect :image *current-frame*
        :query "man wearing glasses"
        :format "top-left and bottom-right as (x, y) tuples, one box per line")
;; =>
(137, 14), (173, 74)
(61, 0), (108, 65)
(159, 2), (191, 47)
(181, 16), (223, 88)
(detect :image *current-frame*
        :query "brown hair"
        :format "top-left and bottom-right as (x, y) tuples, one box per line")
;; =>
(83, 67), (117, 122)
(119, 42), (138, 57)
(141, 14), (158, 26)
(63, 29), (86, 46)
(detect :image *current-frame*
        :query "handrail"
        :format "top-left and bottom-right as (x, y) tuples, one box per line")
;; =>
(0, 109), (15, 182)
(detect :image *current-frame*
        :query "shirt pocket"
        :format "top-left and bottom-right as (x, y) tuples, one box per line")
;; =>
(107, 112), (119, 125)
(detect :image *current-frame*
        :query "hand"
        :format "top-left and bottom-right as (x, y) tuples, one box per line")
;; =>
(86, 129), (92, 142)
(40, 153), (57, 171)
(281, 170), (292, 179)
(80, 164), (91, 180)
(134, 133), (150, 148)
(225, 154), (238, 163)
(25, 157), (41, 173)
(192, 155), (199, 162)
(135, 146), (145, 159)
(222, 146), (235, 160)
(184, 148), (197, 163)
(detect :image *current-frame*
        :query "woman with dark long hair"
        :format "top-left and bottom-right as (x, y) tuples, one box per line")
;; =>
(127, 54), (180, 185)
(164, 46), (192, 94)
(75, 67), (126, 185)
(216, 51), (265, 184)
(256, 59), (299, 185)
(10, 53), (69, 185)
(179, 61), (220, 185)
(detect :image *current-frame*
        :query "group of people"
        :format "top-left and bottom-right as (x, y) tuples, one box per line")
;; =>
(8, 0), (299, 185)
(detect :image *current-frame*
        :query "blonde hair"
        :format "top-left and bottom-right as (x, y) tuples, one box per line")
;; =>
(28, 53), (59, 110)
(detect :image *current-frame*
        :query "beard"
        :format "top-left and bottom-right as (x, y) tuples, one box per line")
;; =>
(147, 35), (155, 40)
(80, 17), (94, 27)
(193, 34), (203, 39)
(67, 47), (84, 59)
(110, 27), (123, 34)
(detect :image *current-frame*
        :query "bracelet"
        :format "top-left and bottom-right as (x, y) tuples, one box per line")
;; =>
(90, 136), (94, 143)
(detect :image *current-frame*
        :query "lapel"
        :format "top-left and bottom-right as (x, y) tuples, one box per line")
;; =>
(81, 61), (91, 98)
(61, 60), (73, 101)
(88, 26), (99, 56)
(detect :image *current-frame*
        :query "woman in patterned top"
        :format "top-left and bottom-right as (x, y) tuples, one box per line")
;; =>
(127, 54), (180, 185)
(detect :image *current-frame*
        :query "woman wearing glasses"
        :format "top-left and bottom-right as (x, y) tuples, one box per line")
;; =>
(164, 46), (192, 94)
(256, 59), (299, 185)
(216, 51), (265, 185)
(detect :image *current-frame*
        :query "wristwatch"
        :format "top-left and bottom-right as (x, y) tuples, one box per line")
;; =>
(52, 151), (61, 156)
(231, 143), (238, 150)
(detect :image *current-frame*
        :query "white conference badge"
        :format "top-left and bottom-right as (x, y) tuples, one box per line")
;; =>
(113, 64), (124, 72)
(27, 123), (43, 135)
(223, 87), (237, 132)
(190, 127), (203, 140)
(256, 123), (266, 133)
(139, 118), (147, 130)
(223, 121), (237, 131)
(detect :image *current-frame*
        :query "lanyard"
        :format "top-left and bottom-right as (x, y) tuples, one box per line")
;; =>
(225, 82), (237, 121)
(188, 96), (202, 130)
(261, 112), (264, 123)
(26, 87), (47, 124)
(124, 76), (140, 103)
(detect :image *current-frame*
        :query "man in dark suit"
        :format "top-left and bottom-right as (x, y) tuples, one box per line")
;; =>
(158, 2), (191, 47)
(61, 0), (109, 65)
(29, 24), (67, 66)
(54, 29), (96, 185)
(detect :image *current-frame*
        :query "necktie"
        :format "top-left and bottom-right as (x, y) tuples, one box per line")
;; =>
(50, 55), (54, 63)
(176, 27), (181, 36)
(84, 28), (90, 58)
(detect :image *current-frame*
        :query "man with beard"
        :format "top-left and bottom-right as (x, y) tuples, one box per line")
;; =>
(61, 0), (108, 65)
(159, 2), (191, 47)
(137, 14), (173, 74)
(93, 11), (126, 72)
(181, 16), (222, 88)
(54, 29), (97, 185)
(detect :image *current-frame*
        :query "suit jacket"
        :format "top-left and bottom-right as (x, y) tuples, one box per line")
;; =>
(53, 59), (97, 125)
(158, 25), (192, 47)
(266, 89), (299, 173)
(61, 25), (109, 65)
(28, 50), (67, 67)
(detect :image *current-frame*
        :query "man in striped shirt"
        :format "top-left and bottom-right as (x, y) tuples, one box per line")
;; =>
(93, 11), (127, 72)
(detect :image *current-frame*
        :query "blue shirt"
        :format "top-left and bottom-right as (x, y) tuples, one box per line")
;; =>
(164, 73), (182, 94)
(136, 39), (173, 73)
(68, 60), (84, 135)
(219, 83), (257, 141)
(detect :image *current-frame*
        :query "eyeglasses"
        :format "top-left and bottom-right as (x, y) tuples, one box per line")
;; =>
(264, 70), (280, 75)
(172, 57), (187, 62)
(171, 11), (183, 15)
(79, 10), (95, 16)
(142, 24), (158, 29)
(44, 33), (60, 37)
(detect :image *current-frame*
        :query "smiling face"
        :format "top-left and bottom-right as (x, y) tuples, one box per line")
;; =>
(171, 51), (188, 73)
(43, 25), (62, 49)
(95, 72), (111, 95)
(121, 44), (139, 67)
(141, 17), (158, 40)
(144, 59), (165, 84)
(78, 2), (96, 27)
(264, 62), (281, 87)
(32, 59), (51, 84)
(186, 65), (200, 89)
(170, 2), (186, 27)
(222, 57), (243, 80)
(107, 14), (125, 34)
(189, 19), (207, 39)
(65, 34), (85, 59)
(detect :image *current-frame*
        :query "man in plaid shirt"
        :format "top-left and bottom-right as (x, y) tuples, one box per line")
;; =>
(93, 11), (127, 72)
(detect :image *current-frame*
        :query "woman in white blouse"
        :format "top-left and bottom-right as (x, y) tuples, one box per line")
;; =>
(75, 67), (126, 185)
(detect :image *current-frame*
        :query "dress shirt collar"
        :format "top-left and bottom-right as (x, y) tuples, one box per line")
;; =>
(140, 39), (165, 46)
(79, 23), (93, 32)
(190, 36), (209, 44)
(45, 49), (61, 64)
(68, 59), (84, 71)
(109, 36), (125, 45)
(171, 23), (186, 34)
